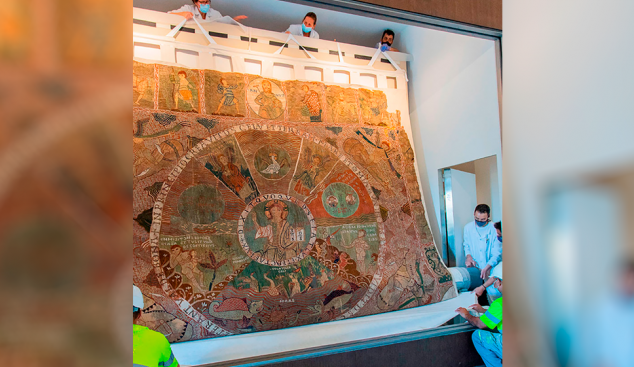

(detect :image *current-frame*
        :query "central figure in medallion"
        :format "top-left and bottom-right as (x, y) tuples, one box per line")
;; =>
(251, 200), (300, 261)
(239, 194), (316, 266)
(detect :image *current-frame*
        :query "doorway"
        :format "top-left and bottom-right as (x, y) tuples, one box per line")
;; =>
(439, 155), (501, 267)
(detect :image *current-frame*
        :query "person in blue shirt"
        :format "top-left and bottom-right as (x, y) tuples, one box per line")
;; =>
(473, 222), (503, 303)
(463, 204), (502, 280)
(474, 261), (503, 303)
(493, 221), (502, 243)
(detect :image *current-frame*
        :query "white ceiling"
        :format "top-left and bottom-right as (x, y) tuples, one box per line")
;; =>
(132, 0), (410, 51)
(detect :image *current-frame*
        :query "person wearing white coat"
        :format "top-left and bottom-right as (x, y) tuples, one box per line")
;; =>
(285, 12), (320, 39)
(169, 0), (247, 24)
(463, 204), (502, 280)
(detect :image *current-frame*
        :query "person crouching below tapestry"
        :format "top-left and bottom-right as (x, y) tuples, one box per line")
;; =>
(133, 285), (180, 367)
(250, 200), (300, 262)
(456, 266), (503, 367)
(473, 261), (503, 305)
(286, 12), (319, 39)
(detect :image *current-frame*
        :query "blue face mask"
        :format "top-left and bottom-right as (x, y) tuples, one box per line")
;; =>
(302, 23), (312, 34)
(199, 3), (210, 13)
(475, 220), (488, 227)
(497, 236), (503, 242)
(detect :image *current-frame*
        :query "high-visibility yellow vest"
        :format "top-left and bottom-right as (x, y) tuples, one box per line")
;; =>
(133, 324), (179, 367)
(480, 297), (503, 333)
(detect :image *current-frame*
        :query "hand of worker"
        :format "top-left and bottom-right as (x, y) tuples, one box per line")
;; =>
(233, 15), (248, 21)
(473, 285), (485, 297)
(181, 12), (194, 20)
(480, 264), (492, 280)
(465, 255), (476, 267)
(470, 303), (486, 314)
(455, 307), (469, 318)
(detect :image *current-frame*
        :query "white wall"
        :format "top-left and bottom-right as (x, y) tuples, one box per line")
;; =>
(504, 0), (634, 365)
(504, 0), (634, 306)
(401, 26), (502, 245)
(475, 155), (501, 222)
(449, 169), (478, 266)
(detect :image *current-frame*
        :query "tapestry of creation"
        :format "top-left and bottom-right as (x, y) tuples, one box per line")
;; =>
(133, 61), (456, 343)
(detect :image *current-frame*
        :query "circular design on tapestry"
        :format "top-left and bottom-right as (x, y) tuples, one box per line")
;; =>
(253, 146), (292, 180)
(246, 78), (286, 119)
(148, 124), (388, 333)
(321, 182), (359, 218)
(237, 194), (316, 266)
(177, 184), (225, 224)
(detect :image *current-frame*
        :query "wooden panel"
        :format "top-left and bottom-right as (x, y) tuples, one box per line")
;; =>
(359, 0), (502, 30)
(256, 328), (484, 367)
(201, 324), (484, 367)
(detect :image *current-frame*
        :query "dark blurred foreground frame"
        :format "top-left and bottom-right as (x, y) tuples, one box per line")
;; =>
(545, 166), (634, 366)
(0, 0), (132, 365)
(504, 164), (634, 367)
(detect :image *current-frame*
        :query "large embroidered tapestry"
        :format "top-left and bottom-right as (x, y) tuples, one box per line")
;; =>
(133, 60), (456, 342)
